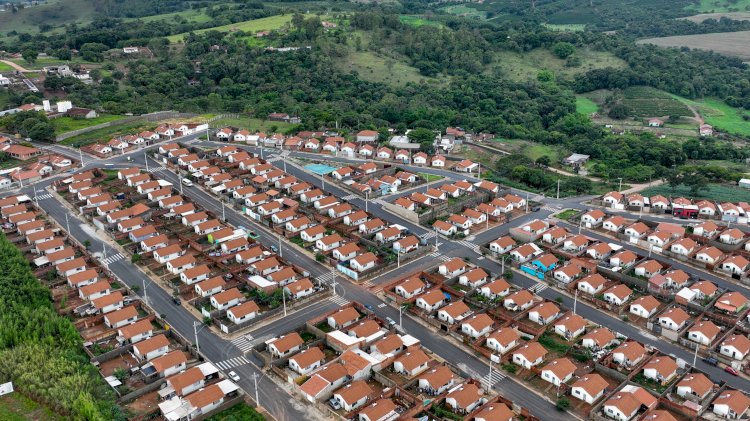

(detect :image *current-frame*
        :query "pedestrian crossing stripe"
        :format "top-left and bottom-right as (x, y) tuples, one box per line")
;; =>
(101, 253), (124, 265)
(371, 198), (386, 206)
(215, 356), (250, 370)
(331, 296), (349, 306)
(421, 232), (437, 239)
(34, 193), (53, 200)
(342, 194), (358, 201)
(361, 280), (374, 288)
(315, 273), (336, 284)
(148, 166), (166, 172)
(455, 240), (480, 253)
(377, 303), (387, 308)
(530, 282), (548, 293)
(267, 157), (282, 163)
(481, 370), (506, 389)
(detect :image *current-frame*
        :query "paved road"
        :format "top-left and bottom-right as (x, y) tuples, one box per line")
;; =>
(9, 135), (750, 420)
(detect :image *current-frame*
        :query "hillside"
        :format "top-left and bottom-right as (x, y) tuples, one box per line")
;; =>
(638, 31), (750, 61)
(0, 0), (97, 36)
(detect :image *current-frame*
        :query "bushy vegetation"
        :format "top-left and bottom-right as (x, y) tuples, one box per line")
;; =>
(0, 234), (121, 420)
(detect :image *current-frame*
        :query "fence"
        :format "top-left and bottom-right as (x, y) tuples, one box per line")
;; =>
(55, 111), (198, 142)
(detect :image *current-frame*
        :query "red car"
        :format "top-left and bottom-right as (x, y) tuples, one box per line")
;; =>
(725, 366), (739, 376)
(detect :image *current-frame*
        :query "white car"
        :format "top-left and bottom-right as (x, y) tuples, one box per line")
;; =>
(182, 178), (193, 187)
(228, 371), (240, 382)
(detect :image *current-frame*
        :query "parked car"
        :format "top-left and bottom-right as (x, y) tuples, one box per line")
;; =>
(182, 178), (193, 187)
(228, 371), (240, 382)
(725, 366), (739, 376)
(172, 296), (181, 305)
(703, 357), (719, 366)
(385, 317), (397, 326)
(364, 304), (375, 312)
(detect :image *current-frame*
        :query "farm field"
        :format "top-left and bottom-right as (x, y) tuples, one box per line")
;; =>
(680, 11), (750, 22)
(621, 86), (692, 117)
(640, 183), (750, 202)
(492, 48), (626, 81)
(0, 0), (97, 40)
(637, 31), (750, 61)
(541, 23), (586, 31)
(0, 393), (63, 421)
(127, 8), (211, 23)
(685, 0), (750, 13)
(167, 15), (296, 43)
(51, 115), (127, 133)
(576, 96), (598, 114)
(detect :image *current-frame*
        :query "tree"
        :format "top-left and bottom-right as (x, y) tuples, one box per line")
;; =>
(686, 173), (709, 195)
(408, 127), (436, 152)
(537, 70), (554, 82)
(21, 48), (38, 64)
(608, 103), (629, 119)
(83, 240), (91, 249)
(551, 42), (576, 59)
(131, 253), (141, 263)
(535, 155), (551, 167)
(28, 122), (55, 141)
(556, 397), (570, 411)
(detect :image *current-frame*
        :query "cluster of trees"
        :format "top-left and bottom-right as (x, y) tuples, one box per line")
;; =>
(0, 234), (121, 420)
(0, 111), (55, 141)
(493, 154), (593, 195)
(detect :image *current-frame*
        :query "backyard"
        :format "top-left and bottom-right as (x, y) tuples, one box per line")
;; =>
(0, 393), (62, 421)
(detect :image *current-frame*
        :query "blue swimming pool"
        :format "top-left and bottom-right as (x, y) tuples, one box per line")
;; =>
(304, 163), (337, 175)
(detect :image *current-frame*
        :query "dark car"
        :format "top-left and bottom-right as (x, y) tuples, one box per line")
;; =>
(702, 357), (719, 366)
(364, 304), (375, 312)
(172, 296), (181, 305)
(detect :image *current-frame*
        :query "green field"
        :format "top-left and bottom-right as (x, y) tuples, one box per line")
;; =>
(206, 403), (265, 420)
(576, 96), (599, 114)
(0, 62), (14, 72)
(0, 393), (62, 421)
(51, 115), (127, 133)
(670, 95), (750, 136)
(439, 5), (487, 20)
(167, 15), (295, 43)
(128, 8), (211, 23)
(621, 86), (692, 117)
(338, 51), (441, 87)
(541, 23), (586, 31)
(9, 56), (95, 70)
(210, 117), (295, 133)
(399, 15), (443, 27)
(59, 120), (154, 147)
(492, 139), (566, 162)
(686, 0), (750, 12)
(0, 90), (9, 110)
(0, 0), (97, 40)
(641, 183), (750, 202)
(492, 48), (627, 81)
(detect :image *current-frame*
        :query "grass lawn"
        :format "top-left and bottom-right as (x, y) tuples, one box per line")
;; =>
(494, 139), (566, 163)
(0, 62), (14, 72)
(670, 95), (750, 136)
(576, 96), (598, 114)
(51, 115), (127, 133)
(10, 56), (95, 69)
(167, 14), (296, 43)
(556, 209), (579, 220)
(418, 173), (443, 182)
(0, 393), (63, 421)
(0, 156), (24, 170)
(205, 402), (265, 420)
(439, 5), (487, 20)
(399, 15), (444, 27)
(640, 183), (750, 202)
(127, 8), (211, 23)
(210, 117), (295, 133)
(0, 0), (97, 41)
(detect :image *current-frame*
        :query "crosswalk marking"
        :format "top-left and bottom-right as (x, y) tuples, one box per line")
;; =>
(421, 232), (437, 240)
(315, 272), (336, 285)
(231, 335), (256, 352)
(342, 194), (358, 201)
(267, 156), (282, 163)
(361, 280), (374, 288)
(148, 166), (166, 173)
(371, 198), (386, 206)
(377, 303), (387, 308)
(215, 356), (250, 370)
(530, 282), (548, 293)
(455, 240), (480, 253)
(33, 193), (53, 200)
(331, 295), (349, 306)
(101, 253), (124, 265)
(482, 369), (506, 389)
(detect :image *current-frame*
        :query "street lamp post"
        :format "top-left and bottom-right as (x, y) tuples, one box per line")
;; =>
(556, 179), (560, 200)
(365, 190), (369, 212)
(142, 279), (149, 306)
(252, 373), (260, 407)
(145, 152), (149, 172)
(65, 213), (70, 234)
(282, 288), (287, 316)
(278, 233), (283, 258)
(193, 321), (201, 354)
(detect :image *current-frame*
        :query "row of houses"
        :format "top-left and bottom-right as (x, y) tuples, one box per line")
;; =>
(88, 122), (208, 156)
(600, 191), (750, 222)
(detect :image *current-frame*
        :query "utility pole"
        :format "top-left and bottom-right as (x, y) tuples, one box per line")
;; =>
(485, 209), (489, 230)
(693, 344), (699, 367)
(556, 179), (560, 200)
(330, 268), (338, 296)
(282, 288), (287, 316)
(222, 201), (226, 221)
(103, 243), (107, 260)
(79, 148), (84, 168)
(145, 152), (149, 172)
(142, 279), (148, 305)
(252, 373), (260, 407)
(618, 177), (623, 192)
(525, 193), (529, 213)
(573, 290), (578, 314)
(434, 226), (438, 250)
(501, 256), (505, 275)
(365, 190), (369, 212)
(487, 355), (496, 389)
(193, 321), (201, 354)
(397, 251), (401, 268)
(278, 233), (283, 258)
(399, 305), (405, 327)
(33, 184), (37, 202)
(477, 162), (481, 180)
(65, 213), (70, 234)
(578, 219), (583, 234)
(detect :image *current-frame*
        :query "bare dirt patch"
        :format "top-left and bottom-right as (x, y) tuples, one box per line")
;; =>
(637, 31), (750, 61)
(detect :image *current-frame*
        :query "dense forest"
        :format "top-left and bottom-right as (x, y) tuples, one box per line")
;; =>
(0, 234), (121, 420)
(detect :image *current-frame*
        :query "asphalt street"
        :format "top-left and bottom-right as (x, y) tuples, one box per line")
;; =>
(6, 134), (750, 421)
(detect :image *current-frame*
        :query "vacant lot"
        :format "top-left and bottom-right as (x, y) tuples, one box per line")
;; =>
(680, 11), (750, 22)
(338, 51), (442, 87)
(51, 115), (126, 133)
(167, 15), (295, 43)
(671, 95), (750, 136)
(0, 393), (62, 421)
(210, 117), (295, 133)
(439, 5), (486, 20)
(638, 31), (750, 61)
(399, 15), (443, 26)
(541, 23), (586, 31)
(641, 183), (750, 202)
(621, 86), (692, 117)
